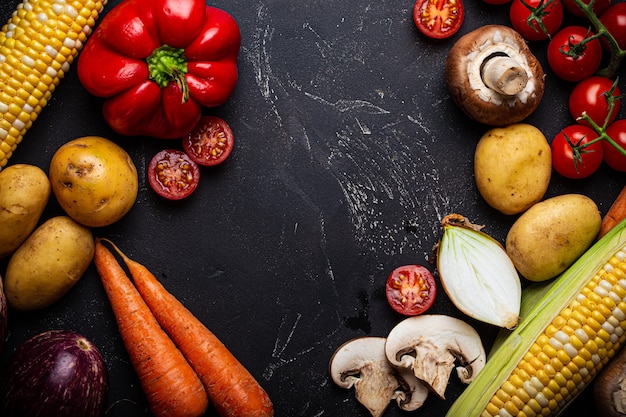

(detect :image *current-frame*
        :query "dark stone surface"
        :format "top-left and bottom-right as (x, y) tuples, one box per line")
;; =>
(1, 1), (624, 416)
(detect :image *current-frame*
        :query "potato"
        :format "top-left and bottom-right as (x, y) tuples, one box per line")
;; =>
(0, 164), (51, 258)
(3, 216), (94, 311)
(49, 136), (138, 227)
(474, 123), (552, 215)
(505, 194), (601, 282)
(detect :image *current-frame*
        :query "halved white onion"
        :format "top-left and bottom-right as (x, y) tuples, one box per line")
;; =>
(436, 214), (521, 329)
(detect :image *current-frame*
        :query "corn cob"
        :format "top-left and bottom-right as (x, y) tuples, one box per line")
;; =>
(0, 0), (107, 170)
(447, 218), (626, 417)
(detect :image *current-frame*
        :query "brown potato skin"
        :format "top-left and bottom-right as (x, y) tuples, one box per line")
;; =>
(474, 124), (551, 215)
(0, 164), (51, 258)
(49, 136), (138, 227)
(505, 194), (601, 282)
(3, 216), (94, 311)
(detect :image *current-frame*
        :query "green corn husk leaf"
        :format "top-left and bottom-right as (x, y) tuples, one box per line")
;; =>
(437, 214), (521, 329)
(446, 218), (626, 417)
(489, 279), (556, 357)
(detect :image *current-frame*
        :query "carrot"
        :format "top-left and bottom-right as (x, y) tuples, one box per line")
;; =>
(598, 185), (626, 239)
(93, 240), (209, 417)
(105, 239), (275, 417)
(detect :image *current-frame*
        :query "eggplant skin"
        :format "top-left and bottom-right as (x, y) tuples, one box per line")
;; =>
(0, 330), (109, 417)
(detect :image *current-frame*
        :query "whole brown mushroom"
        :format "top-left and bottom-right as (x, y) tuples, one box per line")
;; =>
(445, 25), (545, 126)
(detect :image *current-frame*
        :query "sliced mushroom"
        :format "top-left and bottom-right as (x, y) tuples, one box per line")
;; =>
(445, 25), (545, 126)
(329, 336), (429, 417)
(384, 315), (486, 400)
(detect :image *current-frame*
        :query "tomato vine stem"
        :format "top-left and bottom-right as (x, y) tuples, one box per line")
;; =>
(576, 78), (626, 160)
(573, 0), (625, 78)
(518, 0), (557, 39)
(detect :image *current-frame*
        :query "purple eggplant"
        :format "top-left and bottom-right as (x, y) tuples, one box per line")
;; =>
(0, 330), (108, 417)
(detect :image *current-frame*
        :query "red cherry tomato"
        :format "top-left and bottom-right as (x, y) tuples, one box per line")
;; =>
(604, 119), (626, 172)
(413, 0), (465, 40)
(569, 76), (621, 127)
(148, 149), (200, 200)
(182, 116), (235, 167)
(385, 265), (437, 316)
(510, 0), (564, 41)
(600, 3), (626, 50)
(547, 26), (602, 82)
(551, 125), (603, 179)
(562, 0), (611, 16)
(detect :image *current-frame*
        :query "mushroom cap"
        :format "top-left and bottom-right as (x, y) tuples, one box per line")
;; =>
(329, 336), (429, 417)
(445, 25), (545, 126)
(384, 314), (486, 399)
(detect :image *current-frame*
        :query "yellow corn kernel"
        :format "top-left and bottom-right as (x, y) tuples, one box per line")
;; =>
(516, 387), (531, 404)
(485, 403), (500, 416)
(0, 0), (107, 169)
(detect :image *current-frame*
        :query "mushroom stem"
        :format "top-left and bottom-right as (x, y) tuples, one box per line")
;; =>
(481, 54), (529, 96)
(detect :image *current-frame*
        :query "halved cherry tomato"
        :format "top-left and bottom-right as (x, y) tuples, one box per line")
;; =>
(547, 26), (602, 82)
(604, 119), (626, 172)
(569, 76), (621, 127)
(413, 0), (465, 40)
(510, 0), (564, 41)
(385, 265), (437, 316)
(148, 149), (200, 200)
(183, 116), (235, 166)
(551, 125), (603, 179)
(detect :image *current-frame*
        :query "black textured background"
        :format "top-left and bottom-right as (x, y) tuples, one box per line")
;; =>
(0, 0), (625, 416)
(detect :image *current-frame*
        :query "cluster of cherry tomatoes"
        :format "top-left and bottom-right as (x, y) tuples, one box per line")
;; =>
(413, 0), (626, 179)
(147, 116), (235, 200)
(488, 0), (626, 179)
(483, 0), (626, 178)
(502, 0), (626, 179)
(553, 76), (625, 178)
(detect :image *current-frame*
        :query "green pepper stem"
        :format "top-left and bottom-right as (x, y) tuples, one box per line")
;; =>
(146, 45), (190, 103)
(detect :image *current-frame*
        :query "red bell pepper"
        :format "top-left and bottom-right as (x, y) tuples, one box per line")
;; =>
(77, 0), (240, 139)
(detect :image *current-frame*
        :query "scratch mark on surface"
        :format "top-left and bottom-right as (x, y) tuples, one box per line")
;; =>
(263, 309), (341, 381)
(303, 22), (332, 58)
(304, 92), (390, 114)
(263, 312), (331, 380)
(245, 3), (281, 109)
(407, 113), (432, 136)
(355, 118), (371, 135)
(318, 213), (335, 284)
(272, 312), (301, 359)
